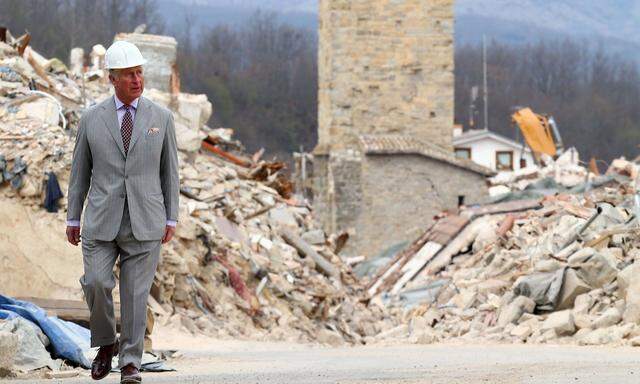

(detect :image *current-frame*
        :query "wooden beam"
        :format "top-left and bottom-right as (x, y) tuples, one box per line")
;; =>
(17, 297), (120, 324)
(280, 228), (340, 278)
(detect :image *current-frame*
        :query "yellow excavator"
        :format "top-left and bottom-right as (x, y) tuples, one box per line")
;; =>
(512, 107), (565, 163)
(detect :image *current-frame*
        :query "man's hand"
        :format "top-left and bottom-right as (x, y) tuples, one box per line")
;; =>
(162, 225), (175, 244)
(66, 226), (81, 246)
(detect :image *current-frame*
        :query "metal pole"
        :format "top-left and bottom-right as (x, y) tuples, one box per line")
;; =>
(483, 35), (488, 131)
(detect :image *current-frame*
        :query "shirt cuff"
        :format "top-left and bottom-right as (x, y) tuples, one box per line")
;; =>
(67, 220), (80, 227)
(166, 220), (177, 227)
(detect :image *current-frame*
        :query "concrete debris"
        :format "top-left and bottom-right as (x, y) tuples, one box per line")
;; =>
(0, 29), (397, 356)
(541, 310), (575, 336)
(365, 153), (640, 347)
(0, 330), (18, 377)
(497, 296), (535, 327)
(0, 317), (61, 373)
(489, 147), (591, 192)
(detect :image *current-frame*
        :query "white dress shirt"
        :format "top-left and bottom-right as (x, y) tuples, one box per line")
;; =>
(114, 94), (139, 126)
(67, 95), (176, 228)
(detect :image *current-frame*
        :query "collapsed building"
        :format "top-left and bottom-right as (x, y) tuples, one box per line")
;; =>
(313, 0), (491, 259)
(362, 154), (640, 346)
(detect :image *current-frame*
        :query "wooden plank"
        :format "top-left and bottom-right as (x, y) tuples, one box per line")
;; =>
(365, 225), (435, 293)
(429, 216), (469, 245)
(280, 228), (340, 278)
(17, 297), (121, 324)
(466, 198), (543, 218)
(390, 241), (443, 295)
(367, 231), (435, 296)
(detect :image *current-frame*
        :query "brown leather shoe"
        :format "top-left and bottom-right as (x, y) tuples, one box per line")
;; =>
(120, 363), (142, 383)
(91, 340), (119, 380)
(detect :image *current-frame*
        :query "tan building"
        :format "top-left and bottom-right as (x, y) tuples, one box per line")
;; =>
(313, 0), (492, 257)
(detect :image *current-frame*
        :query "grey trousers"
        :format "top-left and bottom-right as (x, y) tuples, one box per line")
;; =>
(80, 201), (161, 369)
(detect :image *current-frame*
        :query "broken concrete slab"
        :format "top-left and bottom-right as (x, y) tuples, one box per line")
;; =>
(0, 330), (18, 377)
(556, 268), (591, 310)
(541, 310), (576, 336)
(593, 307), (622, 329)
(568, 248), (618, 288)
(301, 229), (326, 245)
(623, 262), (640, 324)
(497, 296), (535, 327)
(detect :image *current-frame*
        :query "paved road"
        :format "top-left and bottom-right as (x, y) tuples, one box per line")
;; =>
(6, 342), (640, 383)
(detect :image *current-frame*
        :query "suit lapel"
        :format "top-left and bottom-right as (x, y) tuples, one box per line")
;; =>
(127, 96), (152, 155)
(100, 97), (126, 158)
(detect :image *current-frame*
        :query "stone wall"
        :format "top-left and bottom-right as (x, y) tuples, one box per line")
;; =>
(359, 154), (487, 257)
(318, 0), (455, 152)
(313, 151), (364, 253)
(314, 0), (474, 258)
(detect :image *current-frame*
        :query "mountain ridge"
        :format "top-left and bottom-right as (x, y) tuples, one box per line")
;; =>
(159, 0), (640, 55)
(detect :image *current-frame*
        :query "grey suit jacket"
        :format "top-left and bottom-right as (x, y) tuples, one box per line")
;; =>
(67, 95), (180, 241)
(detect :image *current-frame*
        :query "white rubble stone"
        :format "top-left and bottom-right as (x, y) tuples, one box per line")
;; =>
(409, 329), (438, 344)
(317, 328), (344, 346)
(573, 293), (595, 315)
(624, 263), (640, 324)
(534, 259), (563, 273)
(541, 310), (575, 336)
(69, 47), (84, 76)
(573, 314), (594, 330)
(0, 331), (18, 376)
(497, 296), (535, 327)
(174, 120), (206, 152)
(301, 229), (326, 245)
(510, 324), (533, 340)
(593, 308), (622, 329)
(568, 248), (618, 288)
(20, 98), (60, 126)
(577, 326), (628, 346)
(556, 268), (591, 310)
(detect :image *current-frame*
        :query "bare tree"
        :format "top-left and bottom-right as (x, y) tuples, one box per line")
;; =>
(455, 39), (640, 163)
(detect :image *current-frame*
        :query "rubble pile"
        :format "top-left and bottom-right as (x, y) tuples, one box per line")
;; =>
(488, 148), (597, 199)
(152, 143), (392, 345)
(0, 29), (396, 359)
(369, 158), (640, 346)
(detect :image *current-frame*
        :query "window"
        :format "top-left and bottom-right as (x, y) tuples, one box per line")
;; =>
(496, 151), (514, 171)
(455, 147), (471, 160)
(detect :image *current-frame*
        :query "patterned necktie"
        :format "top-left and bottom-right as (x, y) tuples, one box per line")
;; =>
(121, 104), (133, 155)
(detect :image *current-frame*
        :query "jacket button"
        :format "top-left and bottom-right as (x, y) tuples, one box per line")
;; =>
(125, 175), (129, 179)
(121, 193), (126, 198)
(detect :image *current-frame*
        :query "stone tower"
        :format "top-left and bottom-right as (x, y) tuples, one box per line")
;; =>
(314, 0), (490, 258)
(316, 0), (455, 153)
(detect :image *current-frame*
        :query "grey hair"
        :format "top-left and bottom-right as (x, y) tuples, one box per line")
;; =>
(109, 69), (120, 79)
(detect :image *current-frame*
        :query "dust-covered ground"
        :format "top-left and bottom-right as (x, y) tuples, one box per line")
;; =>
(5, 325), (640, 384)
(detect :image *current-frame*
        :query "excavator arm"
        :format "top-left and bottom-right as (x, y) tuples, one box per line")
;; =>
(512, 107), (563, 163)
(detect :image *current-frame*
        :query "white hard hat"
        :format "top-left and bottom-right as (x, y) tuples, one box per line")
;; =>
(104, 40), (146, 69)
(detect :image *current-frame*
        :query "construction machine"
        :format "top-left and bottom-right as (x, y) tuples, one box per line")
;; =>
(512, 107), (564, 163)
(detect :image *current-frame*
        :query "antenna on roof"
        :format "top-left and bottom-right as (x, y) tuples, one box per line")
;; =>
(482, 34), (489, 131)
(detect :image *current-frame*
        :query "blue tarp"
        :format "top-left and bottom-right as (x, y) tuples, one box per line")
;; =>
(0, 295), (91, 368)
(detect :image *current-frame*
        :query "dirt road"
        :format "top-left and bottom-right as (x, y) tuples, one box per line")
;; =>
(6, 328), (640, 383)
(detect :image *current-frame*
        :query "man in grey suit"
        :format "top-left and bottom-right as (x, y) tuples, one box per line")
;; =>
(66, 40), (179, 384)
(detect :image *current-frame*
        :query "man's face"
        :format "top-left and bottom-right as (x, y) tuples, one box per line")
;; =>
(110, 66), (144, 103)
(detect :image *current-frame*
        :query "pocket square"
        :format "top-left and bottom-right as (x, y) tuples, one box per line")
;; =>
(147, 127), (160, 135)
